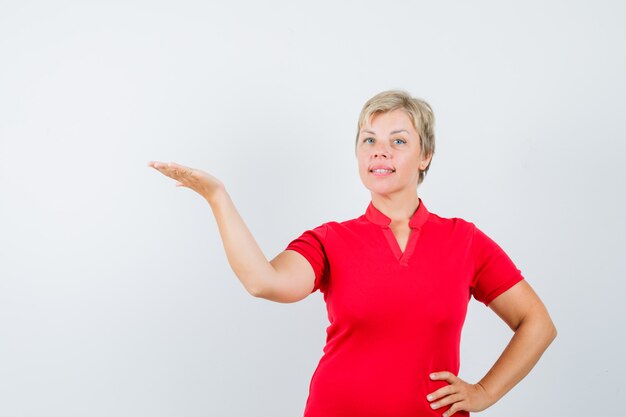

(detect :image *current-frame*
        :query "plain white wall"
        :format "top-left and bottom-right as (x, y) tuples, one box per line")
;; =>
(1, 0), (624, 416)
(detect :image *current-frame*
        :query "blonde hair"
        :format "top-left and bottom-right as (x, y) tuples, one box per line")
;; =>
(355, 89), (436, 186)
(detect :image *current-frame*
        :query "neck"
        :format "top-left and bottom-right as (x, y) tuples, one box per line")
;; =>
(370, 192), (420, 224)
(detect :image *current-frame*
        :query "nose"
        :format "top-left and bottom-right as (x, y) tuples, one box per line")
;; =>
(371, 146), (390, 159)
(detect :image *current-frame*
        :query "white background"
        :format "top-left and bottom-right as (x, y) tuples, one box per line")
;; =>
(1, 1), (624, 416)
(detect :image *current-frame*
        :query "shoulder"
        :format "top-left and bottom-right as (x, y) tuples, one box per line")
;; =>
(423, 210), (476, 237)
(322, 213), (373, 234)
(305, 213), (371, 243)
(298, 216), (357, 238)
(427, 211), (472, 226)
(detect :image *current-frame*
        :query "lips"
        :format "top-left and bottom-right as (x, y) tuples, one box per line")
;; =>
(369, 165), (395, 172)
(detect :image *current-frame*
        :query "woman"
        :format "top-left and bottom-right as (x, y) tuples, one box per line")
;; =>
(148, 89), (557, 417)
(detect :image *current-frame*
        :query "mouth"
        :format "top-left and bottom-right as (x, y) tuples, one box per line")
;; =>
(369, 168), (395, 176)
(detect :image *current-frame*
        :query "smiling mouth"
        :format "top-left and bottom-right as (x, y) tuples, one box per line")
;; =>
(370, 169), (395, 173)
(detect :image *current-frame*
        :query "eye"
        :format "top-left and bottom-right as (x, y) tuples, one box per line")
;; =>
(363, 137), (374, 144)
(394, 138), (407, 145)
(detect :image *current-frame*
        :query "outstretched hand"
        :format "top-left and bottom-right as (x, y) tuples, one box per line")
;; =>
(426, 371), (493, 417)
(148, 161), (225, 203)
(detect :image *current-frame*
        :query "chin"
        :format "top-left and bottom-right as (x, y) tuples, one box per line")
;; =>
(363, 182), (400, 196)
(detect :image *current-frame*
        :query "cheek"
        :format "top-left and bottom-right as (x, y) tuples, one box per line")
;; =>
(357, 157), (367, 172)
(397, 156), (419, 171)
(358, 164), (371, 181)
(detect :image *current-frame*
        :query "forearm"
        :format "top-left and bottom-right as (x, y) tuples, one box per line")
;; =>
(205, 187), (274, 295)
(478, 316), (557, 405)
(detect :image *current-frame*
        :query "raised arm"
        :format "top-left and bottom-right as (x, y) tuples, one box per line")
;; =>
(148, 161), (315, 303)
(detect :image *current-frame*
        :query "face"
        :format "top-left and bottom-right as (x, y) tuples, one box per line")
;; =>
(356, 109), (431, 198)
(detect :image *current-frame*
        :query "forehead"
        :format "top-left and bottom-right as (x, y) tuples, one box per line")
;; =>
(361, 109), (416, 134)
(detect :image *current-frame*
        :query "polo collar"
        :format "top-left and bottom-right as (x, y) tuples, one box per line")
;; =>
(365, 198), (429, 229)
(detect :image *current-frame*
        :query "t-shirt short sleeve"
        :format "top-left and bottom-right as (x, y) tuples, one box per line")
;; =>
(471, 224), (525, 307)
(284, 224), (329, 293)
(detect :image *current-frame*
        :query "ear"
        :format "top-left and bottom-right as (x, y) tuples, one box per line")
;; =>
(420, 152), (433, 170)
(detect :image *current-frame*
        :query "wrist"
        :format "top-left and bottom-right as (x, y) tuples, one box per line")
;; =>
(205, 186), (229, 206)
(476, 381), (498, 407)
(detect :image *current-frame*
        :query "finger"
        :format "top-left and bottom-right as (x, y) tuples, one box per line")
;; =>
(426, 384), (455, 401)
(150, 161), (168, 170)
(442, 399), (468, 417)
(431, 371), (457, 384)
(167, 162), (196, 178)
(431, 393), (464, 413)
(151, 164), (179, 180)
(168, 161), (190, 171)
(152, 162), (190, 181)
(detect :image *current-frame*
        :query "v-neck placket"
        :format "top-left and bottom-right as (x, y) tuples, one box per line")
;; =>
(364, 198), (430, 266)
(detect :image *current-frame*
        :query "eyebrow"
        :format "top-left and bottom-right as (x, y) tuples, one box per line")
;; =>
(360, 129), (410, 136)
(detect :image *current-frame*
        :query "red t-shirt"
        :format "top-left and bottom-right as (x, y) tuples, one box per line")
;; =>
(285, 198), (524, 417)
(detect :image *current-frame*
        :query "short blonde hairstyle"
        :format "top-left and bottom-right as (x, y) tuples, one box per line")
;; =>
(355, 89), (436, 186)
